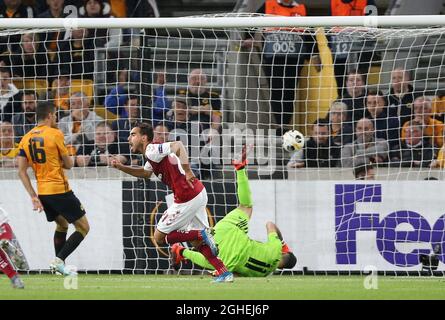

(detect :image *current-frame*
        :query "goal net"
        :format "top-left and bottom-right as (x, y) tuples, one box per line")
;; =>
(0, 13), (444, 276)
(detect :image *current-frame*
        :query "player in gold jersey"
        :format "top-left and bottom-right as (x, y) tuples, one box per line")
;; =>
(17, 102), (90, 276)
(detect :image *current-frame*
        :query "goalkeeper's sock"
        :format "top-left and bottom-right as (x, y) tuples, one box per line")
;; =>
(236, 168), (253, 207)
(165, 230), (202, 245)
(198, 244), (228, 275)
(56, 231), (84, 261)
(281, 240), (291, 254)
(54, 231), (67, 256)
(0, 249), (17, 279)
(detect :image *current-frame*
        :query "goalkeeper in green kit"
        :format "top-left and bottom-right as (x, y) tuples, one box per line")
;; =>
(170, 145), (297, 277)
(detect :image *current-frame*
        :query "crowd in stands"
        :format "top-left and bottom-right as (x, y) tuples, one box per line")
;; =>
(287, 68), (445, 171)
(0, 0), (445, 178)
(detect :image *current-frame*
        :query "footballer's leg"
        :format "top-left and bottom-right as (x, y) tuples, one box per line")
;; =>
(0, 223), (24, 289)
(51, 215), (89, 276)
(54, 215), (69, 256)
(57, 215), (89, 261)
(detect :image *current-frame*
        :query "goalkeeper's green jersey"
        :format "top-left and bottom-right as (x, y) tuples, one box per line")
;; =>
(184, 208), (282, 277)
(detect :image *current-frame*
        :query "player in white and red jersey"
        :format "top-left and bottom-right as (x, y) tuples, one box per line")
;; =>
(111, 122), (233, 282)
(0, 206), (26, 288)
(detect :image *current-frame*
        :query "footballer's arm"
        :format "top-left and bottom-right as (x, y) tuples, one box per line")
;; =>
(111, 157), (152, 179)
(61, 154), (74, 170)
(17, 156), (44, 212)
(169, 141), (196, 187)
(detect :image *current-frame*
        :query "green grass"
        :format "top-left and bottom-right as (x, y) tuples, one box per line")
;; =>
(0, 275), (444, 300)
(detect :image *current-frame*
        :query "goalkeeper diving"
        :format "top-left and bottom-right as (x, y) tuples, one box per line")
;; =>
(170, 145), (297, 277)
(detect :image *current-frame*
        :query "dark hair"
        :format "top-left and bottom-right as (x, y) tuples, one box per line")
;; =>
(0, 67), (11, 76)
(366, 89), (385, 97)
(134, 122), (153, 142)
(36, 101), (56, 122)
(23, 90), (38, 99)
(313, 118), (330, 127)
(281, 252), (297, 269)
(354, 162), (375, 179)
(127, 94), (139, 103)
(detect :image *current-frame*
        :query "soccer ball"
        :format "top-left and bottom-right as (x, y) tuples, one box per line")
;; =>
(282, 130), (305, 152)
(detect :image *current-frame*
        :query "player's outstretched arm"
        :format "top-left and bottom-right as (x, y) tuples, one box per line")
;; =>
(110, 157), (152, 179)
(17, 156), (43, 212)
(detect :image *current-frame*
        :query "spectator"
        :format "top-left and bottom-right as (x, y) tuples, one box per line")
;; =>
(341, 70), (367, 123)
(0, 0), (35, 18)
(58, 91), (103, 148)
(49, 74), (71, 117)
(8, 32), (50, 79)
(296, 27), (338, 132)
(111, 94), (141, 143)
(287, 118), (339, 168)
(12, 90), (37, 142)
(79, 0), (122, 48)
(364, 90), (400, 152)
(0, 67), (22, 122)
(393, 120), (434, 168)
(330, 0), (374, 16)
(165, 95), (196, 132)
(152, 71), (171, 125)
(327, 101), (353, 148)
(341, 117), (389, 167)
(400, 96), (444, 148)
(38, 0), (70, 18)
(153, 123), (170, 144)
(38, 0), (74, 62)
(247, 0), (308, 134)
(105, 69), (130, 117)
(0, 0), (36, 54)
(0, 121), (19, 167)
(353, 161), (376, 180)
(53, 28), (95, 80)
(166, 95), (211, 179)
(432, 93), (445, 123)
(76, 121), (128, 167)
(388, 68), (415, 126)
(329, 0), (376, 95)
(431, 144), (445, 169)
(178, 69), (222, 132)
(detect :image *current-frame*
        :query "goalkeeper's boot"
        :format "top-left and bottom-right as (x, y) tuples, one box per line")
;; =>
(212, 271), (234, 283)
(0, 240), (27, 270)
(170, 243), (186, 269)
(11, 275), (24, 289)
(200, 228), (218, 256)
(50, 257), (77, 277)
(232, 144), (253, 171)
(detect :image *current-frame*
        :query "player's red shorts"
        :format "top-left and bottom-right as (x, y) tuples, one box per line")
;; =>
(0, 223), (13, 241)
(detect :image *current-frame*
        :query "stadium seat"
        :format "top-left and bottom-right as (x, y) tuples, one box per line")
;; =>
(51, 79), (94, 103)
(13, 79), (48, 96)
(94, 105), (118, 123)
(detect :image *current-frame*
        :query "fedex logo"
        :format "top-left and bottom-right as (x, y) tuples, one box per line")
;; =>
(335, 184), (445, 267)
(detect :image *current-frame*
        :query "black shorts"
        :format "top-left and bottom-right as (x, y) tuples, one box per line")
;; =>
(39, 191), (86, 224)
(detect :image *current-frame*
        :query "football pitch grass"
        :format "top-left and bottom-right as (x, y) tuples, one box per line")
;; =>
(0, 275), (444, 300)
